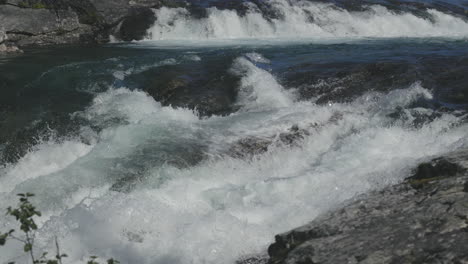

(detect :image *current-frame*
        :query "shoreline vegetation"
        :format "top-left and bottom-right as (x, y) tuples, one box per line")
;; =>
(1, 193), (119, 264)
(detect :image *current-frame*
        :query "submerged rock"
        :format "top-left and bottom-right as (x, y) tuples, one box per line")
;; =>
(130, 62), (240, 116)
(266, 149), (468, 264)
(286, 55), (468, 110)
(287, 61), (421, 104)
(228, 125), (310, 159)
(110, 141), (207, 193)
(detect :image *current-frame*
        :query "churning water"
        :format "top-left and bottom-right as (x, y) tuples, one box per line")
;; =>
(1, 0), (468, 263)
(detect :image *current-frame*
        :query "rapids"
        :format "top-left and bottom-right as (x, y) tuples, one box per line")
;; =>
(1, 0), (468, 263)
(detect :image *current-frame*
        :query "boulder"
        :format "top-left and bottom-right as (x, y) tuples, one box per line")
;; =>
(287, 61), (421, 105)
(406, 157), (466, 189)
(131, 63), (240, 116)
(266, 149), (468, 264)
(228, 125), (310, 159)
(118, 7), (156, 41)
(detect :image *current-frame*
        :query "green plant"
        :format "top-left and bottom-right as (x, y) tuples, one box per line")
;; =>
(1, 193), (119, 264)
(18, 1), (29, 8)
(17, 1), (47, 9)
(31, 3), (46, 9)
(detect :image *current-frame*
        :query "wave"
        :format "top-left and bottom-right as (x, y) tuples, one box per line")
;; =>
(145, 0), (468, 41)
(1, 54), (468, 264)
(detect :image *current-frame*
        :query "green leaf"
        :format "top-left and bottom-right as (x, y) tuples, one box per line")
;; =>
(24, 243), (32, 252)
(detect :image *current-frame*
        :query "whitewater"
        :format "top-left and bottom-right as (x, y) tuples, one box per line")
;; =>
(145, 0), (468, 41)
(1, 51), (467, 263)
(1, 0), (468, 263)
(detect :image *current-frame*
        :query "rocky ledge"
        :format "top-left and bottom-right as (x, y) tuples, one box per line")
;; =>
(261, 149), (468, 264)
(0, 0), (187, 50)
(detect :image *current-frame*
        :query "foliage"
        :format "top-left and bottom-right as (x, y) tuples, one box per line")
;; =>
(31, 3), (47, 9)
(17, 1), (47, 9)
(1, 193), (119, 264)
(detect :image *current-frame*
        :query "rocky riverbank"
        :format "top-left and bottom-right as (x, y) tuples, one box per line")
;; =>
(0, 0), (186, 50)
(261, 149), (468, 264)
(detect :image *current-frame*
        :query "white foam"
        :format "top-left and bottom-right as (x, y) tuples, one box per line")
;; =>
(230, 57), (295, 111)
(0, 140), (93, 193)
(80, 87), (199, 126)
(1, 59), (467, 264)
(146, 1), (468, 42)
(245, 52), (271, 64)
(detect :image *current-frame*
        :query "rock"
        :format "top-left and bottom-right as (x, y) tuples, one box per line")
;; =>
(130, 62), (240, 116)
(266, 149), (468, 264)
(1, 0), (467, 47)
(0, 28), (6, 43)
(285, 55), (468, 110)
(109, 141), (207, 193)
(0, 0), (162, 47)
(426, 57), (468, 107)
(228, 136), (273, 159)
(0, 43), (22, 53)
(0, 112), (82, 164)
(287, 61), (420, 105)
(228, 125), (310, 159)
(406, 157), (466, 189)
(0, 4), (93, 46)
(236, 255), (269, 264)
(118, 7), (156, 41)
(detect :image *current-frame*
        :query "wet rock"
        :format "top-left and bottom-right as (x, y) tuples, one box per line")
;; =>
(287, 54), (468, 110)
(0, 4), (95, 46)
(406, 157), (466, 189)
(205, 0), (285, 21)
(422, 56), (468, 107)
(287, 61), (420, 104)
(110, 141), (207, 193)
(228, 125), (310, 159)
(0, 111), (82, 164)
(267, 149), (468, 264)
(117, 7), (156, 41)
(0, 0), (167, 47)
(131, 63), (240, 116)
(236, 255), (269, 264)
(316, 0), (468, 18)
(228, 136), (273, 159)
